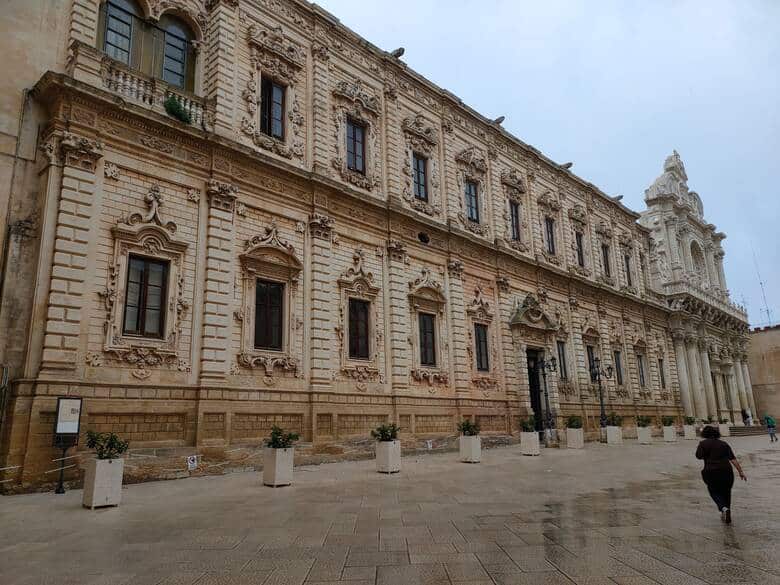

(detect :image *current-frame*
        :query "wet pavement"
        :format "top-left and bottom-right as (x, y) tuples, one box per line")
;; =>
(1, 435), (778, 585)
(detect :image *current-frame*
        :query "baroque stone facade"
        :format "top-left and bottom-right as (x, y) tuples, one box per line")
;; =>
(0, 0), (752, 490)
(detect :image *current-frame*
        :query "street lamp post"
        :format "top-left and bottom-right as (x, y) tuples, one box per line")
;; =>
(590, 357), (613, 442)
(537, 356), (558, 446)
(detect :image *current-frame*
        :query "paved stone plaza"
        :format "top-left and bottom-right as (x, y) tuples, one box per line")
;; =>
(2, 436), (778, 585)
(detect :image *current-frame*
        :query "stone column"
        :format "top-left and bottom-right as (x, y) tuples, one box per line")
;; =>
(698, 339), (718, 419)
(732, 351), (749, 414)
(204, 0), (238, 138)
(704, 244), (718, 290)
(308, 213), (336, 391)
(672, 331), (694, 418)
(199, 180), (237, 381)
(685, 335), (707, 420)
(741, 358), (758, 420)
(715, 250), (727, 291)
(39, 132), (103, 374)
(496, 277), (519, 398)
(386, 240), (410, 393)
(711, 363), (730, 421)
(447, 259), (470, 395)
(724, 360), (742, 425)
(311, 31), (331, 174)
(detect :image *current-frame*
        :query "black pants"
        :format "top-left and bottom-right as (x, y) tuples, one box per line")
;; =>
(702, 468), (734, 510)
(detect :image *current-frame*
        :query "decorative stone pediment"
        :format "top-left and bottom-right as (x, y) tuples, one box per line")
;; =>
(408, 268), (446, 305)
(338, 248), (379, 295)
(247, 24), (305, 83)
(118, 184), (177, 235)
(455, 146), (487, 173)
(536, 190), (561, 212)
(617, 231), (633, 248)
(568, 204), (587, 226)
(595, 219), (613, 239)
(241, 220), (302, 276)
(500, 168), (526, 200)
(466, 286), (493, 322)
(509, 294), (558, 331)
(402, 114), (438, 150)
(333, 79), (380, 116)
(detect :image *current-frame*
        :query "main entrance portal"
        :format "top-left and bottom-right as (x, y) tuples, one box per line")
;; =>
(526, 348), (544, 435)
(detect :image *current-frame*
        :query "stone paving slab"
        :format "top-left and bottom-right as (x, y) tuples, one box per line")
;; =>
(1, 436), (778, 585)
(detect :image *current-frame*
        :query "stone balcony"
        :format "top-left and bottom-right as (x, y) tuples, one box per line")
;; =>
(66, 41), (214, 132)
(663, 279), (748, 322)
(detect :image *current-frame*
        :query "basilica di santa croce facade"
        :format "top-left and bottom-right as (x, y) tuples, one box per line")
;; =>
(0, 0), (753, 490)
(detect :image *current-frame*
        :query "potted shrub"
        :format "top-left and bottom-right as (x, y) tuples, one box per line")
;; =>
(457, 419), (481, 463)
(683, 416), (697, 440)
(520, 416), (540, 456)
(565, 415), (584, 449)
(163, 95), (192, 124)
(83, 430), (129, 509)
(263, 425), (299, 487)
(636, 416), (653, 444)
(372, 423), (401, 473)
(661, 416), (677, 442)
(606, 412), (623, 445)
(718, 417), (731, 437)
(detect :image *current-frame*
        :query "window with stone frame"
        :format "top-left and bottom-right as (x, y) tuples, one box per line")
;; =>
(466, 285), (497, 391)
(586, 344), (597, 382)
(474, 323), (490, 372)
(509, 201), (521, 241)
(346, 117), (366, 174)
(623, 253), (633, 287)
(408, 268), (449, 385)
(242, 23), (306, 161)
(332, 79), (381, 191)
(455, 146), (489, 237)
(337, 248), (381, 383)
(412, 153), (428, 202)
(613, 350), (624, 386)
(658, 357), (666, 389)
(545, 217), (556, 255)
(401, 114), (441, 216)
(556, 339), (569, 380)
(602, 243), (612, 278)
(576, 232), (585, 267)
(537, 191), (562, 265)
(465, 180), (480, 223)
(99, 184), (190, 372)
(636, 353), (647, 388)
(567, 204), (589, 274)
(236, 221), (302, 376)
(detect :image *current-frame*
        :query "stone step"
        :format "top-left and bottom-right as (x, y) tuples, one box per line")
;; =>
(728, 425), (767, 436)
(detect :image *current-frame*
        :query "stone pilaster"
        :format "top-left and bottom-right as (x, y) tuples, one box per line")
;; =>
(308, 213), (336, 390)
(496, 277), (518, 398)
(732, 350), (749, 414)
(311, 31), (331, 175)
(685, 334), (707, 420)
(672, 331), (694, 417)
(724, 360), (742, 425)
(205, 0), (238, 138)
(712, 367), (729, 421)
(446, 259), (469, 395)
(69, 0), (100, 47)
(698, 339), (717, 419)
(715, 249), (727, 291)
(39, 132), (103, 374)
(199, 179), (237, 381)
(741, 358), (758, 419)
(383, 82), (403, 201)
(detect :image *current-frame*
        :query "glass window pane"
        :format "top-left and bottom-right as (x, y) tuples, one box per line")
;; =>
(124, 305), (138, 333)
(144, 309), (160, 336)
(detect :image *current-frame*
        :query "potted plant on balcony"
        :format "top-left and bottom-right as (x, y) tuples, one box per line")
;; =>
(263, 425), (299, 487)
(83, 430), (129, 509)
(372, 423), (401, 473)
(565, 415), (584, 449)
(662, 416), (677, 442)
(606, 412), (623, 445)
(683, 416), (697, 440)
(636, 416), (653, 444)
(520, 416), (540, 456)
(718, 417), (731, 437)
(163, 95), (192, 125)
(457, 419), (481, 463)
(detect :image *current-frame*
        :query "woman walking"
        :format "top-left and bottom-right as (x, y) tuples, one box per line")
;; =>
(765, 413), (777, 442)
(695, 425), (747, 524)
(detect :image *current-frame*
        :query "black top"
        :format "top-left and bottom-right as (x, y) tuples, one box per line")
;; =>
(696, 438), (735, 471)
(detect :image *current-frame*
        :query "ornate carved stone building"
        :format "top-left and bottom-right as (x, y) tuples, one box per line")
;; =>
(0, 0), (752, 489)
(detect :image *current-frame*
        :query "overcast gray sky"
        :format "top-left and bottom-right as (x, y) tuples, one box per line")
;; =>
(316, 0), (779, 327)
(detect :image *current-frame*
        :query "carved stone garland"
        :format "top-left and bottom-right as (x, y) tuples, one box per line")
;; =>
(331, 79), (381, 191)
(455, 146), (490, 236)
(241, 24), (305, 161)
(236, 220), (302, 378)
(98, 184), (190, 378)
(335, 248), (382, 386)
(401, 114), (441, 216)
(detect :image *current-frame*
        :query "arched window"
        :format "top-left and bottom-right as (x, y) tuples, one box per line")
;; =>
(99, 2), (197, 92)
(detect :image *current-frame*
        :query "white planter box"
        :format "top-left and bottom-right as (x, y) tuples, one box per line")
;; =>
(82, 458), (124, 509)
(263, 447), (294, 487)
(606, 426), (623, 445)
(459, 435), (481, 463)
(566, 428), (584, 449)
(719, 423), (731, 437)
(683, 425), (696, 440)
(376, 440), (401, 473)
(663, 426), (677, 442)
(637, 427), (652, 444)
(520, 431), (540, 456)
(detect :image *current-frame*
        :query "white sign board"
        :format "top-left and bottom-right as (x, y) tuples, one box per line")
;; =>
(55, 398), (82, 435)
(187, 455), (198, 471)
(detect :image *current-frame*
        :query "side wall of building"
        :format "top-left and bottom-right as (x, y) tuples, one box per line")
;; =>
(748, 326), (780, 420)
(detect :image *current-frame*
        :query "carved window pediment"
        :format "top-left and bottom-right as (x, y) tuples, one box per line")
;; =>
(595, 219), (614, 239)
(509, 294), (558, 332)
(455, 146), (487, 173)
(500, 168), (526, 199)
(247, 24), (305, 82)
(408, 268), (446, 306)
(537, 190), (561, 212)
(568, 204), (587, 226)
(466, 286), (493, 323)
(240, 220), (303, 276)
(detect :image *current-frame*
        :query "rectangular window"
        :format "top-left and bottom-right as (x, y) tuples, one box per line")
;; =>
(162, 30), (188, 88)
(465, 180), (479, 222)
(545, 217), (556, 255)
(637, 354), (646, 387)
(474, 323), (490, 372)
(575, 232), (585, 267)
(348, 299), (370, 359)
(614, 350), (624, 385)
(123, 255), (168, 338)
(602, 244), (611, 277)
(509, 201), (521, 241)
(587, 345), (597, 382)
(346, 118), (366, 174)
(104, 1), (134, 65)
(556, 340), (568, 380)
(658, 358), (666, 389)
(412, 153), (428, 201)
(254, 279), (284, 350)
(419, 313), (436, 366)
(260, 77), (285, 140)
(624, 254), (633, 287)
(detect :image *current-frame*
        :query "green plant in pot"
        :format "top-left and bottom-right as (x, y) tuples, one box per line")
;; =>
(371, 423), (400, 442)
(636, 416), (652, 428)
(263, 425), (299, 487)
(719, 417), (729, 424)
(520, 415), (536, 432)
(83, 431), (129, 509)
(705, 416), (714, 424)
(163, 95), (192, 124)
(266, 425), (299, 449)
(373, 423), (401, 473)
(684, 416), (696, 425)
(86, 430), (129, 460)
(458, 419), (481, 463)
(457, 419), (480, 436)
(606, 412), (623, 426)
(661, 416), (675, 426)
(565, 415), (583, 429)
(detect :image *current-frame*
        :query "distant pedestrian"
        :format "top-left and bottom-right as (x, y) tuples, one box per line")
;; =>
(695, 425), (747, 524)
(741, 409), (748, 426)
(765, 414), (777, 443)
(747, 409), (754, 427)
